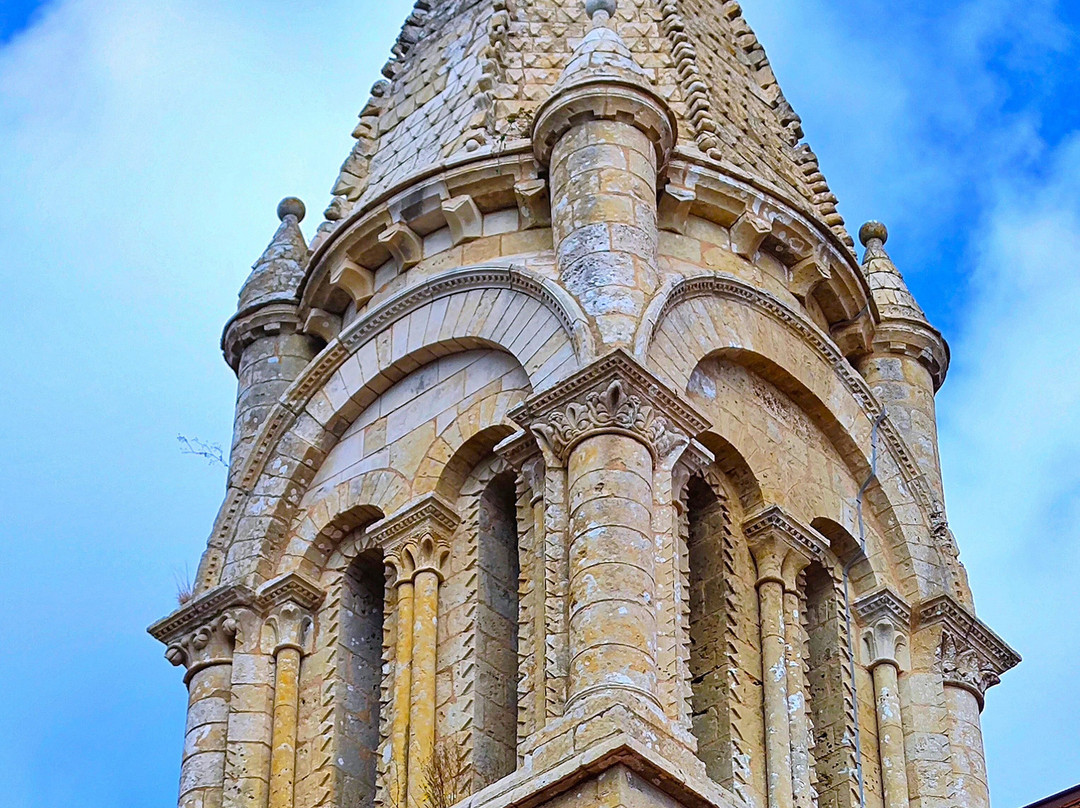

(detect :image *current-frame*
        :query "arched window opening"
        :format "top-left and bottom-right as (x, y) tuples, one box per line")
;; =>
(474, 470), (520, 787)
(803, 561), (848, 807)
(340, 548), (385, 808)
(686, 476), (734, 788)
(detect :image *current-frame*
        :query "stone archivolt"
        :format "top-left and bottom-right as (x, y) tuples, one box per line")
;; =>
(152, 4), (1020, 808)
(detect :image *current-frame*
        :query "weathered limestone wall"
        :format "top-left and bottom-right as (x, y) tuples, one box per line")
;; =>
(154, 8), (1020, 808)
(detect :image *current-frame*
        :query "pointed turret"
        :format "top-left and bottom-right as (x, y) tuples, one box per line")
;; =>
(861, 220), (928, 323)
(237, 197), (309, 313)
(855, 221), (950, 503)
(532, 0), (676, 346)
(221, 198), (322, 481)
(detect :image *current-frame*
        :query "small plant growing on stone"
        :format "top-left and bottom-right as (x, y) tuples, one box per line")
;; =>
(174, 565), (194, 605)
(420, 739), (469, 808)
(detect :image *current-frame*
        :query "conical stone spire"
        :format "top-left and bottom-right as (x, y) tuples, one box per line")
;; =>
(237, 197), (309, 314)
(551, 0), (650, 93)
(322, 0), (850, 244)
(859, 220), (927, 323)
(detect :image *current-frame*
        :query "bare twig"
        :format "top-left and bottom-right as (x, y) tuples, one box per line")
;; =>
(177, 434), (227, 468)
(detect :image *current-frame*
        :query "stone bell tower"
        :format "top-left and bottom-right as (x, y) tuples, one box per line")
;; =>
(150, 3), (1019, 808)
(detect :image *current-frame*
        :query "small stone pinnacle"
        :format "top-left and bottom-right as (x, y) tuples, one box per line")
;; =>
(859, 220), (888, 247)
(277, 197), (306, 222)
(585, 0), (616, 23)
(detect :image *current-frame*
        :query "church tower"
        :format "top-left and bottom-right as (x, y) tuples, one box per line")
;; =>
(150, 3), (1019, 808)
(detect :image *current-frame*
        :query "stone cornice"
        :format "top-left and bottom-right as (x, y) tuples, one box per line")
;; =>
(853, 586), (912, 629)
(870, 318), (950, 391)
(147, 583), (256, 646)
(221, 301), (304, 373)
(256, 572), (325, 612)
(510, 349), (709, 464)
(917, 594), (1020, 705)
(743, 505), (829, 569)
(532, 79), (677, 169)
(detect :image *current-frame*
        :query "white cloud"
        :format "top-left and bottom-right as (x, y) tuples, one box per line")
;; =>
(938, 134), (1080, 798)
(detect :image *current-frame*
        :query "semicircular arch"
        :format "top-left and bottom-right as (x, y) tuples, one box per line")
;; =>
(202, 267), (588, 590)
(641, 273), (948, 601)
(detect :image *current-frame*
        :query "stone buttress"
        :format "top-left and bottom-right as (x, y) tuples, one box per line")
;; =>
(151, 4), (1019, 808)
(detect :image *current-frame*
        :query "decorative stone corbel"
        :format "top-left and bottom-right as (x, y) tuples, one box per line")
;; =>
(328, 258), (375, 308)
(440, 194), (483, 245)
(789, 244), (832, 301)
(302, 307), (343, 343)
(831, 310), (874, 358)
(377, 222), (424, 271)
(514, 179), (551, 229)
(729, 204), (777, 259)
(658, 182), (697, 234)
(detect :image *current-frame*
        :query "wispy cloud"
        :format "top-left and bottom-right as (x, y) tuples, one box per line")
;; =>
(746, 1), (1080, 802)
(0, 1), (1075, 807)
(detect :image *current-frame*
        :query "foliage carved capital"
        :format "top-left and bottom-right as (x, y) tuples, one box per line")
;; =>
(372, 496), (458, 583)
(918, 594), (1020, 707)
(511, 349), (708, 465)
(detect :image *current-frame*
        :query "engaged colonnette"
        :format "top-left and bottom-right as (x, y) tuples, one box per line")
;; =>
(150, 3), (1019, 808)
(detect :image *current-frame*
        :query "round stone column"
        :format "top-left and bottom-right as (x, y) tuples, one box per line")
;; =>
(165, 614), (240, 808)
(873, 660), (910, 808)
(387, 564), (414, 806)
(566, 429), (659, 708)
(944, 685), (989, 808)
(531, 7), (676, 348)
(266, 601), (313, 808)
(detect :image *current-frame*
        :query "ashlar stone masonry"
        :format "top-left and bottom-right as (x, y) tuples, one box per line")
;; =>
(151, 4), (1019, 808)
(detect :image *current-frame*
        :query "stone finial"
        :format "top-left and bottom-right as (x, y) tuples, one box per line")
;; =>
(585, 0), (616, 24)
(236, 199), (310, 314)
(859, 220), (888, 248)
(277, 196), (306, 222)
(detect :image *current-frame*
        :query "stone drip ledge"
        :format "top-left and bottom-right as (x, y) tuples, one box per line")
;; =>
(458, 732), (741, 808)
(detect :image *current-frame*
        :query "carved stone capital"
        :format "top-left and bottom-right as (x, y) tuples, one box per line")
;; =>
(743, 505), (828, 587)
(511, 349), (708, 465)
(255, 573), (324, 656)
(149, 584), (256, 678)
(854, 588), (911, 670)
(497, 431), (546, 501)
(514, 179), (551, 229)
(264, 601), (316, 657)
(372, 496), (458, 583)
(917, 594), (1020, 707)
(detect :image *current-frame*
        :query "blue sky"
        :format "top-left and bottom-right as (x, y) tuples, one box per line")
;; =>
(0, 2), (1076, 807)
